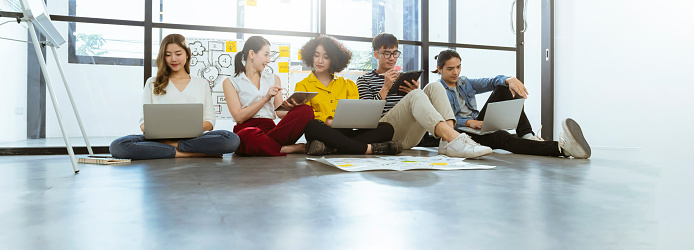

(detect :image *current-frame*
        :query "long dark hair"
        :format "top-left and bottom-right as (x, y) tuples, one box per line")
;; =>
(234, 36), (271, 77)
(154, 34), (191, 95)
(431, 49), (461, 74)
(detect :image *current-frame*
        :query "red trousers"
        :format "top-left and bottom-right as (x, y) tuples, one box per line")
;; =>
(233, 104), (314, 156)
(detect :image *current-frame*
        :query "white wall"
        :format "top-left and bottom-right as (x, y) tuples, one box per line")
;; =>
(555, 0), (694, 150)
(556, 4), (694, 246)
(0, 17), (28, 143)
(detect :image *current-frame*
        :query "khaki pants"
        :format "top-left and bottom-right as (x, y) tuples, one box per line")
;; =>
(380, 82), (455, 149)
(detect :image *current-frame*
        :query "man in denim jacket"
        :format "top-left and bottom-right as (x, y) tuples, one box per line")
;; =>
(434, 49), (591, 159)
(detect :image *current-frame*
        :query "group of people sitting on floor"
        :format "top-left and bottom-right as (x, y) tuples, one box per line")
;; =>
(109, 33), (591, 161)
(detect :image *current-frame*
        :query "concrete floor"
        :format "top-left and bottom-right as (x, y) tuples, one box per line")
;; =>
(0, 147), (690, 249)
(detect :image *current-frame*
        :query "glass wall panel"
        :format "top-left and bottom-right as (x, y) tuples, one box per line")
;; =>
(154, 0), (317, 32)
(43, 23), (144, 139)
(428, 0), (449, 42)
(73, 22), (143, 59)
(0, 0), (21, 12)
(456, 0), (516, 47)
(335, 40), (377, 83)
(45, 0), (144, 21)
(326, 0), (419, 40)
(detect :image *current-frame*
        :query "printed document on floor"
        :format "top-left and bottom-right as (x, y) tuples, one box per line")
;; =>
(306, 155), (495, 172)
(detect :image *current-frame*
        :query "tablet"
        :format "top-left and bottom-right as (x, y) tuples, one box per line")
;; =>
(388, 70), (424, 96)
(275, 92), (318, 111)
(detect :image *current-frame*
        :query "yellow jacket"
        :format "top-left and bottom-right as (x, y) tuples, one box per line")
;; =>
(295, 72), (359, 122)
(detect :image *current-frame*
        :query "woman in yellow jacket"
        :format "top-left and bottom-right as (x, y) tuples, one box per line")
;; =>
(295, 35), (401, 156)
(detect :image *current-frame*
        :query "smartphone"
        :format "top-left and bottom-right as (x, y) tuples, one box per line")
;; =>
(388, 70), (424, 96)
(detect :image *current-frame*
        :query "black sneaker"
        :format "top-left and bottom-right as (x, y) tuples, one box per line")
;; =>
(371, 140), (403, 155)
(306, 140), (333, 156)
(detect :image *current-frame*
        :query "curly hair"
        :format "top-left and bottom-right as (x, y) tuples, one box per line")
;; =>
(300, 35), (352, 74)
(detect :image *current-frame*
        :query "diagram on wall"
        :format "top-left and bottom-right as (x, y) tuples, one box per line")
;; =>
(187, 37), (292, 119)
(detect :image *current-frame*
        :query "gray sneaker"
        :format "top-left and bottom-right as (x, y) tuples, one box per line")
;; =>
(371, 140), (403, 155)
(559, 118), (591, 159)
(306, 140), (333, 156)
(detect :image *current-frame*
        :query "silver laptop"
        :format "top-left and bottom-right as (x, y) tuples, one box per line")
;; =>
(459, 98), (525, 135)
(144, 104), (204, 139)
(331, 99), (386, 129)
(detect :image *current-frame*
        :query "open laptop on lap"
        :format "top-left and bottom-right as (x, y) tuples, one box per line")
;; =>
(331, 99), (386, 129)
(459, 98), (525, 135)
(144, 103), (204, 139)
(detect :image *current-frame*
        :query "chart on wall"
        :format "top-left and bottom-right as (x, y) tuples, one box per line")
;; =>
(187, 37), (292, 119)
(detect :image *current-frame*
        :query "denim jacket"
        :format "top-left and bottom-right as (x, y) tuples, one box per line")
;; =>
(439, 75), (509, 129)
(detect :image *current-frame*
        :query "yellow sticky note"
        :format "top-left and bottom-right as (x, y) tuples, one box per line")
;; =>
(279, 46), (290, 57)
(337, 164), (353, 167)
(247, 0), (257, 6)
(278, 62), (289, 73)
(226, 41), (237, 52)
(430, 163), (448, 166)
(297, 50), (301, 60)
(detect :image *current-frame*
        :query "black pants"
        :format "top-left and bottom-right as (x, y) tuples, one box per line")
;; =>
(462, 86), (562, 157)
(304, 119), (395, 154)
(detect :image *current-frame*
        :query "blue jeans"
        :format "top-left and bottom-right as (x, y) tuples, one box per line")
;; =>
(109, 130), (240, 160)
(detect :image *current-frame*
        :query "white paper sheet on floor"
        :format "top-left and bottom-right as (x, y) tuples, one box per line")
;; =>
(306, 155), (496, 172)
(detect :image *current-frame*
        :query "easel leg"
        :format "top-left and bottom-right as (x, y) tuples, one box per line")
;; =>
(27, 21), (79, 173)
(49, 46), (94, 156)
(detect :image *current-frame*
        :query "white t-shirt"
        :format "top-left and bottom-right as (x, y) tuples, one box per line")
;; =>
(228, 71), (277, 121)
(139, 76), (215, 127)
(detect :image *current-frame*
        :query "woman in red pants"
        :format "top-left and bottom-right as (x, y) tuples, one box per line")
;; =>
(221, 36), (314, 156)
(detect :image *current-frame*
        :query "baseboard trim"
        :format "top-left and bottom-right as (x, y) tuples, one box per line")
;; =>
(0, 147), (111, 155)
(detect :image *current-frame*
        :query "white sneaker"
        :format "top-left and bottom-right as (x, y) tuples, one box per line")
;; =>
(438, 139), (448, 154)
(558, 118), (591, 159)
(523, 133), (544, 141)
(522, 126), (544, 141)
(444, 133), (493, 158)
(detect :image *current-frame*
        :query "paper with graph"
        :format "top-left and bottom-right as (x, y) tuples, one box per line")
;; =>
(307, 155), (495, 172)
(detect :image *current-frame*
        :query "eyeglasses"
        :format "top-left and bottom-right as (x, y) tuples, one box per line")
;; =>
(378, 50), (402, 59)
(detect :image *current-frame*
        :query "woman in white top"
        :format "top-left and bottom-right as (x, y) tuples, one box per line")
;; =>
(110, 34), (240, 160)
(222, 36), (314, 156)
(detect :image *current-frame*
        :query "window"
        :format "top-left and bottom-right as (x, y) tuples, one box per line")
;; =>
(456, 0), (516, 47)
(73, 23), (143, 59)
(0, 0), (21, 12)
(428, 0), (449, 42)
(1, 0), (524, 147)
(326, 0), (419, 40)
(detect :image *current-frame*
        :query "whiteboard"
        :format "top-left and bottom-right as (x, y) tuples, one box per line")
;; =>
(187, 37), (292, 119)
